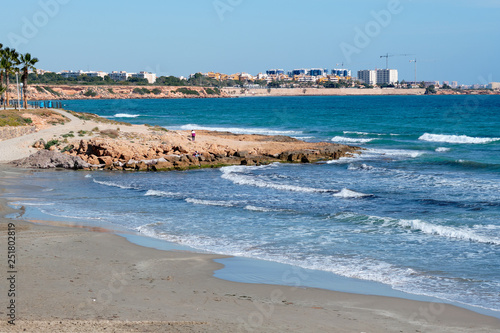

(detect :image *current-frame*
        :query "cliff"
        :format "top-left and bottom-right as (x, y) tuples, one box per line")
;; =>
(23, 85), (229, 100)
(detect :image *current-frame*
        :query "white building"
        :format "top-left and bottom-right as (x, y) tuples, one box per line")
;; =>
(358, 69), (398, 85)
(109, 71), (131, 81)
(60, 70), (107, 79)
(376, 69), (398, 85)
(87, 71), (107, 79)
(130, 71), (157, 84)
(357, 70), (376, 85)
(488, 82), (500, 90)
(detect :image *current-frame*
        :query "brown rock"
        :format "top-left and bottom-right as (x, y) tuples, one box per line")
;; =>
(98, 156), (113, 166)
(135, 161), (149, 171)
(151, 161), (174, 171)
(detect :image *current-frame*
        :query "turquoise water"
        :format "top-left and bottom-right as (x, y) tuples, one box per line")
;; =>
(6, 96), (500, 316)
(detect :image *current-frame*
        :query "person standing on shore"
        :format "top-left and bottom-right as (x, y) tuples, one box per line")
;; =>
(191, 130), (196, 141)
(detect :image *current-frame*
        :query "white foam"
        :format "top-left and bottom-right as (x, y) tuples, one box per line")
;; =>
(327, 148), (424, 164)
(10, 201), (54, 206)
(368, 148), (424, 158)
(347, 163), (374, 171)
(176, 124), (302, 136)
(331, 136), (374, 144)
(221, 166), (332, 193)
(333, 188), (372, 198)
(93, 179), (135, 190)
(419, 133), (500, 144)
(84, 174), (92, 178)
(435, 147), (451, 152)
(343, 131), (401, 136)
(185, 198), (236, 207)
(397, 219), (500, 245)
(114, 113), (140, 118)
(145, 190), (179, 197)
(244, 205), (282, 212)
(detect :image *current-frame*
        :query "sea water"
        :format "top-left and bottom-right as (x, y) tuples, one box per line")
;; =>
(5, 96), (500, 317)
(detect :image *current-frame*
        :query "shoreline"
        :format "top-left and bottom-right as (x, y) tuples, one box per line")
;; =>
(1, 166), (499, 332)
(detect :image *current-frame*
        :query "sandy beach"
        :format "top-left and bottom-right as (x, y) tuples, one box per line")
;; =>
(1, 109), (499, 332)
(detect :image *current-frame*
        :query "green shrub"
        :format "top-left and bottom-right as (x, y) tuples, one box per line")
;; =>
(151, 88), (162, 95)
(44, 139), (59, 149)
(61, 133), (74, 138)
(205, 88), (221, 95)
(83, 89), (98, 97)
(43, 86), (60, 96)
(133, 87), (151, 95)
(175, 87), (199, 96)
(61, 144), (74, 153)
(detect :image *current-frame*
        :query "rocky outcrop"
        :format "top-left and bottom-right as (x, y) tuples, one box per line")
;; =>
(12, 150), (90, 169)
(19, 137), (359, 171)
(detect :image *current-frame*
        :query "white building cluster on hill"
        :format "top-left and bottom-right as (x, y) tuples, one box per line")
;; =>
(59, 70), (157, 83)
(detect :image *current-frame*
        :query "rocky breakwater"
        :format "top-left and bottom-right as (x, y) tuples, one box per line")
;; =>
(13, 130), (361, 170)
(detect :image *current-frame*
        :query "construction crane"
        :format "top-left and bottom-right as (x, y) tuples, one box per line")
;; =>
(380, 53), (414, 69)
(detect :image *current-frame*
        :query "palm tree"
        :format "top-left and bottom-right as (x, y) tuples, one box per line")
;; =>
(0, 43), (4, 108)
(1, 47), (20, 109)
(20, 53), (39, 109)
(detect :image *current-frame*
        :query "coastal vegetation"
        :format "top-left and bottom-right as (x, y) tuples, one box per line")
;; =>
(0, 110), (33, 126)
(132, 87), (151, 95)
(175, 87), (199, 96)
(83, 89), (98, 97)
(205, 87), (221, 95)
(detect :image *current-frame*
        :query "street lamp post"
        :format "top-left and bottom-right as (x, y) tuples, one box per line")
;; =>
(15, 72), (21, 110)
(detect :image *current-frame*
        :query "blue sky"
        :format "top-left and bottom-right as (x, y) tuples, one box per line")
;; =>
(1, 0), (499, 84)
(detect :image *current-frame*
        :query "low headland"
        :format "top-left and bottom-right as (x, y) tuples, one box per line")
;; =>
(1, 108), (499, 332)
(18, 84), (500, 101)
(1, 108), (359, 170)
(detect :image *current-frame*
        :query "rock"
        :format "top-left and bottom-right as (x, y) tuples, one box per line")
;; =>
(174, 146), (188, 154)
(98, 156), (113, 166)
(11, 150), (90, 169)
(135, 161), (149, 171)
(32, 139), (45, 149)
(87, 155), (100, 165)
(151, 161), (174, 171)
(235, 150), (249, 158)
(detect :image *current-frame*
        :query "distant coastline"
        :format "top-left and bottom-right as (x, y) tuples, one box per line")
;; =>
(19, 84), (500, 101)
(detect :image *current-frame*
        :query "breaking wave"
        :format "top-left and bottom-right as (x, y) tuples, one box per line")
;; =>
(177, 124), (302, 136)
(419, 133), (500, 144)
(93, 179), (136, 190)
(331, 136), (374, 144)
(114, 113), (140, 118)
(221, 166), (333, 193)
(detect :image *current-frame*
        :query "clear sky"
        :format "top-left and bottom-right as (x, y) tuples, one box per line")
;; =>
(1, 0), (499, 84)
